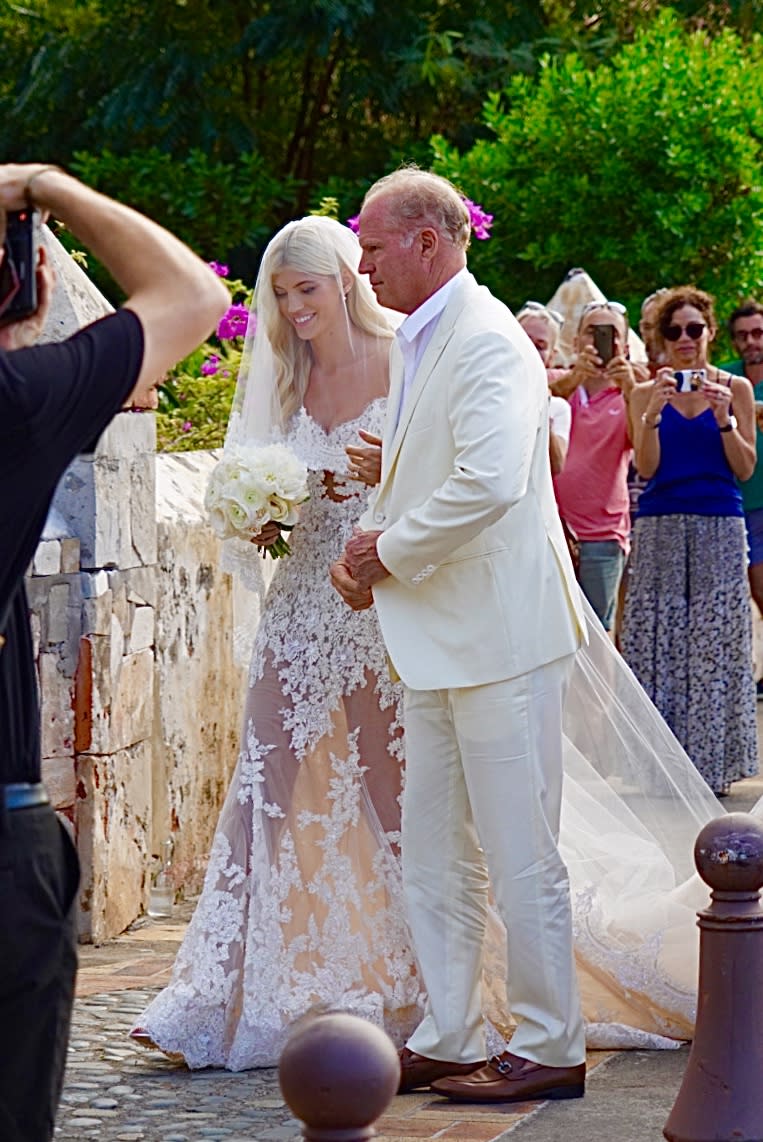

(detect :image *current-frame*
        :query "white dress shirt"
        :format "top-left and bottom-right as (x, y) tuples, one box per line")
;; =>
(394, 268), (468, 430)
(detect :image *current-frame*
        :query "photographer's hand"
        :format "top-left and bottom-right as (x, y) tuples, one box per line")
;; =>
(0, 163), (58, 213)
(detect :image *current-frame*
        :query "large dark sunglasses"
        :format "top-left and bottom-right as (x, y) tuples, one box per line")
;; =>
(664, 322), (706, 341)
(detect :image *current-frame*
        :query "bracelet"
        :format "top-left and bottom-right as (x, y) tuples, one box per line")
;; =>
(641, 411), (661, 429)
(23, 164), (63, 208)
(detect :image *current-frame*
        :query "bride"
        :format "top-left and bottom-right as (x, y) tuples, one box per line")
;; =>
(131, 215), (758, 1069)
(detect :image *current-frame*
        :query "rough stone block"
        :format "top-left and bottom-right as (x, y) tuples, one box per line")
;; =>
(109, 647), (153, 752)
(74, 741), (152, 943)
(42, 755), (76, 810)
(124, 566), (157, 607)
(81, 569), (110, 598)
(110, 612), (124, 684)
(76, 634), (112, 755)
(46, 583), (71, 644)
(82, 590), (113, 637)
(128, 455), (157, 567)
(60, 537), (81, 574)
(96, 408), (155, 460)
(33, 539), (62, 576)
(39, 652), (74, 758)
(41, 225), (112, 344)
(129, 606), (155, 653)
(107, 572), (129, 631)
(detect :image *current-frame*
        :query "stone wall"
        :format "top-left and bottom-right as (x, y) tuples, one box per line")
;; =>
(152, 451), (248, 900)
(26, 228), (247, 942)
(30, 428), (247, 942)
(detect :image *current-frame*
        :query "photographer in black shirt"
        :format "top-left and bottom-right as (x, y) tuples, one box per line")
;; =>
(0, 163), (229, 1142)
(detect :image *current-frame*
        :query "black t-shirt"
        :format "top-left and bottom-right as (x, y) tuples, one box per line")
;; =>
(0, 309), (145, 782)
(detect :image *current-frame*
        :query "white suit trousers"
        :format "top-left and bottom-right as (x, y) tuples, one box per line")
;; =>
(402, 653), (585, 1068)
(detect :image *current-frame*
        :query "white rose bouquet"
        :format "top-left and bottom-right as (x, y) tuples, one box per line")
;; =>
(204, 442), (310, 558)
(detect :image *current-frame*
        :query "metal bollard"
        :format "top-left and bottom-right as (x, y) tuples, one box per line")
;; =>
(278, 1011), (400, 1141)
(664, 812), (763, 1142)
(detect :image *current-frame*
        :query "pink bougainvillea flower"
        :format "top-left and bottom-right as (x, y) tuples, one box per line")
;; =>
(346, 215), (360, 234)
(217, 303), (251, 341)
(462, 197), (493, 240)
(208, 261), (229, 277)
(181, 420), (193, 433)
(201, 354), (220, 377)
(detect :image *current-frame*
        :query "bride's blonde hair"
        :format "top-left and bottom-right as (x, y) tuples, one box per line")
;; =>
(254, 216), (393, 427)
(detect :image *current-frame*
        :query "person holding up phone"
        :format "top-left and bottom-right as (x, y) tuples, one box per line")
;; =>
(623, 286), (758, 796)
(553, 300), (637, 632)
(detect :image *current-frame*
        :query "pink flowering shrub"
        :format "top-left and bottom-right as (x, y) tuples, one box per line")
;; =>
(156, 261), (254, 452)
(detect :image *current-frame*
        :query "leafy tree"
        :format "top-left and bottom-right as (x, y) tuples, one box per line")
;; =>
(431, 11), (763, 324)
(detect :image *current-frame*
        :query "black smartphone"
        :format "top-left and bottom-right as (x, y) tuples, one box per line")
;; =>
(0, 209), (40, 327)
(592, 323), (615, 365)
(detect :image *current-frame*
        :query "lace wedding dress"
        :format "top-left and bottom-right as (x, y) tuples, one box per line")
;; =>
(134, 398), (759, 1069)
(135, 400), (422, 1069)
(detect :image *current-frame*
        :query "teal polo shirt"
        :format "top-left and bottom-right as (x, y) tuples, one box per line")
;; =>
(720, 358), (763, 512)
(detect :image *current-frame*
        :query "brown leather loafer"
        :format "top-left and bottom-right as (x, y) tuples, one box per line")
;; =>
(398, 1047), (486, 1094)
(430, 1050), (585, 1103)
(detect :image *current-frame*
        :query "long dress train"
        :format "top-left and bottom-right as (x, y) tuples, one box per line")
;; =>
(133, 398), (760, 1069)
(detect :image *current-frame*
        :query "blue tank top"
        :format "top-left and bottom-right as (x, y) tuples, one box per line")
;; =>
(636, 404), (743, 518)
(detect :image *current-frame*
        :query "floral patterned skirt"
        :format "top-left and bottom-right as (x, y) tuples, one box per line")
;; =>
(621, 513), (758, 794)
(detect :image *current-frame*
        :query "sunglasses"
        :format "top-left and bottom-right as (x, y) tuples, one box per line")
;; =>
(664, 322), (706, 341)
(518, 300), (564, 327)
(734, 328), (763, 342)
(581, 300), (627, 317)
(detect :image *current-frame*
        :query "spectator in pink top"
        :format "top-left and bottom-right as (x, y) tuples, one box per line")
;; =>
(553, 301), (637, 631)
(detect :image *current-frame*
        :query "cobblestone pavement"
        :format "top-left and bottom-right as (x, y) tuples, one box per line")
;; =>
(54, 773), (763, 1142)
(56, 979), (566, 1142)
(57, 987), (300, 1142)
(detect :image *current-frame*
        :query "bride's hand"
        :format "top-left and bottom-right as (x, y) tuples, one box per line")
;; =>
(250, 521), (282, 547)
(346, 430), (382, 486)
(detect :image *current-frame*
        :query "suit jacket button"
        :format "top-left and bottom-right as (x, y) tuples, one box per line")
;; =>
(374, 512), (385, 523)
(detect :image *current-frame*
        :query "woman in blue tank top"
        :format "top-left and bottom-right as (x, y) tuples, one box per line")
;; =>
(623, 286), (758, 795)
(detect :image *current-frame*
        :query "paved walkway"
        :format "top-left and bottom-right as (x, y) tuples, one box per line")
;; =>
(56, 774), (763, 1142)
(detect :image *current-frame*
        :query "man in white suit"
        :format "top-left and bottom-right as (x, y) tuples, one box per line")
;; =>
(331, 169), (587, 1104)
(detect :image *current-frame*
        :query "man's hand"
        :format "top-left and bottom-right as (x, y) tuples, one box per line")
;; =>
(346, 429), (382, 486)
(330, 559), (374, 610)
(344, 529), (389, 589)
(0, 245), (54, 351)
(606, 355), (636, 401)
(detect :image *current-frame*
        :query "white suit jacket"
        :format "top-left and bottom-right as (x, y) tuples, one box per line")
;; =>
(360, 271), (586, 691)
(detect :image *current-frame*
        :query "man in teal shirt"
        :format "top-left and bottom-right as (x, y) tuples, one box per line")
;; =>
(721, 299), (763, 694)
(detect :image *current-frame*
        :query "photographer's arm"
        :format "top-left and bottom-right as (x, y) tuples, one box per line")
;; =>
(0, 164), (229, 403)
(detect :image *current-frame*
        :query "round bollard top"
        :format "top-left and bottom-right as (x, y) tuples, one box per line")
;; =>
(694, 813), (763, 893)
(278, 1012), (400, 1130)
